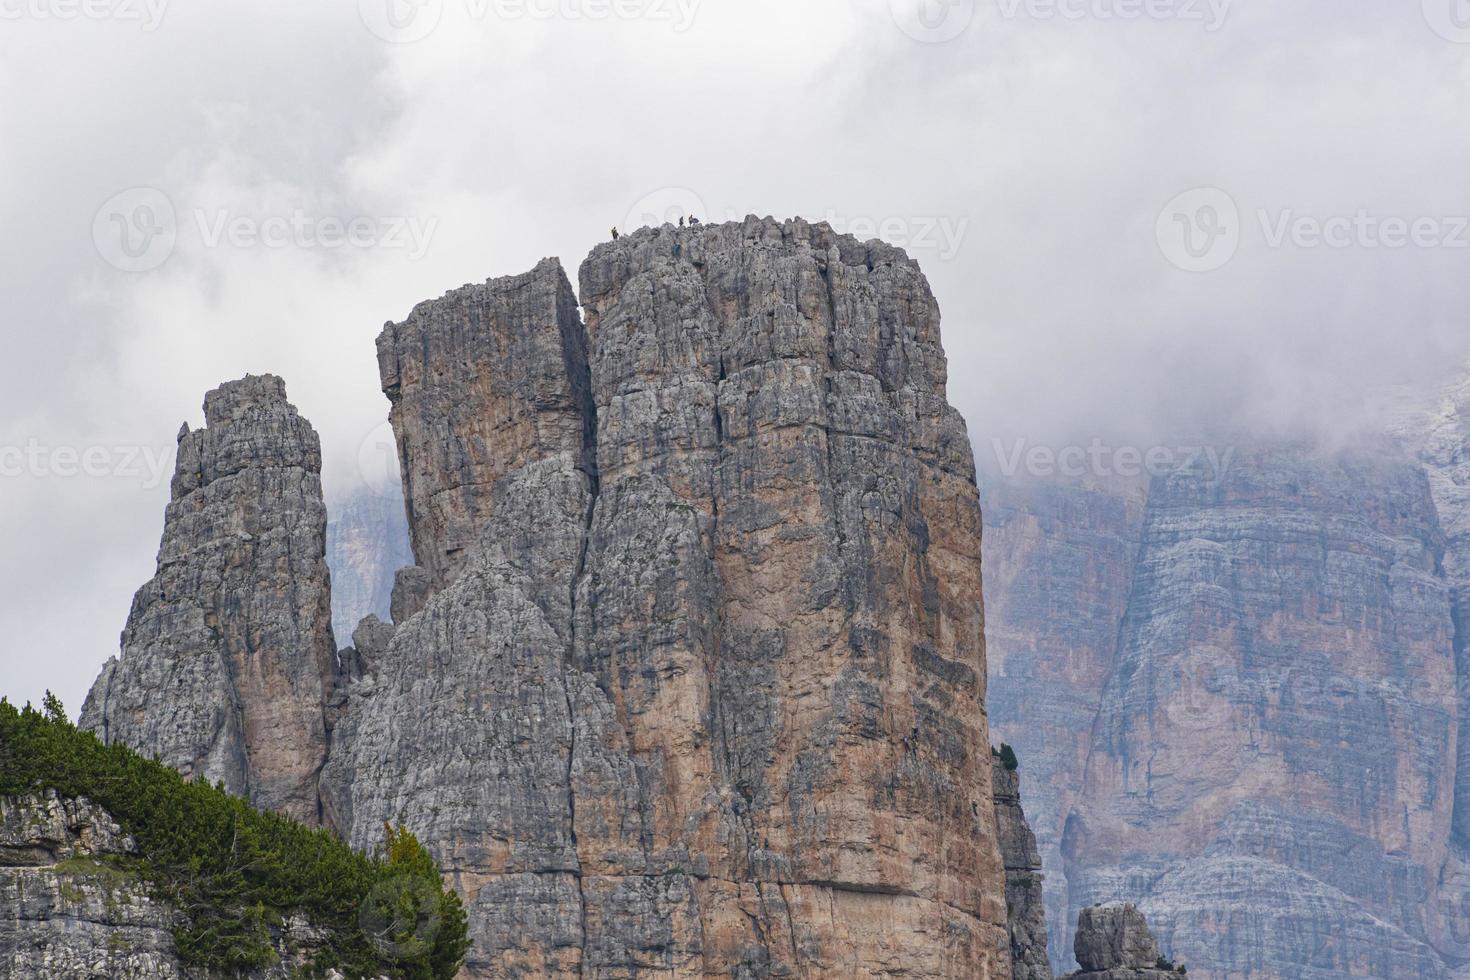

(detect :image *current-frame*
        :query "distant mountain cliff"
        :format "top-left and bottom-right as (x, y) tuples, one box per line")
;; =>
(981, 474), (1147, 970)
(78, 218), (1019, 979)
(325, 486), (411, 649)
(984, 382), (1470, 979)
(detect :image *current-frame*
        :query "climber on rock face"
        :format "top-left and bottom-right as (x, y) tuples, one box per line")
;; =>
(679, 216), (686, 228)
(689, 215), (701, 226)
(611, 227), (620, 240)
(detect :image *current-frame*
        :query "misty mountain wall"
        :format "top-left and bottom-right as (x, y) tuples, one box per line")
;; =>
(83, 218), (1015, 980)
(981, 475), (1146, 970)
(984, 416), (1470, 978)
(1383, 367), (1470, 967)
(325, 486), (411, 647)
(1066, 444), (1456, 979)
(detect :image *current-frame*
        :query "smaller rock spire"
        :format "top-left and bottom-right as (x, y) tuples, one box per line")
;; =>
(80, 374), (336, 826)
(1067, 904), (1182, 978)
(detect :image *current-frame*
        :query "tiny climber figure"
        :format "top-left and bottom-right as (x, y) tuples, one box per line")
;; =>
(611, 227), (620, 240)
(689, 215), (701, 226)
(679, 216), (686, 228)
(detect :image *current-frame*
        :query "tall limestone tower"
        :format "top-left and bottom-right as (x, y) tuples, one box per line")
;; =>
(81, 375), (337, 826)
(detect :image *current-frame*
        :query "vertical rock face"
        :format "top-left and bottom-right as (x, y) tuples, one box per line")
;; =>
(1383, 364), (1470, 966)
(80, 375), (336, 825)
(376, 257), (593, 590)
(984, 430), (1470, 979)
(323, 218), (1010, 977)
(0, 792), (187, 980)
(324, 484), (412, 645)
(982, 475), (1146, 969)
(993, 762), (1053, 980)
(76, 221), (1009, 977)
(1062, 444), (1457, 979)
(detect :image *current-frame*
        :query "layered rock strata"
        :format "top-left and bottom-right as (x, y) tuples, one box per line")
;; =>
(322, 218), (1011, 977)
(80, 376), (336, 825)
(1383, 365), (1470, 966)
(981, 475), (1146, 969)
(1062, 444), (1457, 979)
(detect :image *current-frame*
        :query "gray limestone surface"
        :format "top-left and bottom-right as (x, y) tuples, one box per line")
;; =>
(80, 375), (337, 826)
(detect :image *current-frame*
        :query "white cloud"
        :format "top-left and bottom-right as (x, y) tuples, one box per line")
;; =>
(2, 0), (1468, 713)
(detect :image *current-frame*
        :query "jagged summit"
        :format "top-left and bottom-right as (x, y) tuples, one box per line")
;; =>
(392, 255), (572, 325)
(592, 214), (926, 271)
(200, 372), (290, 424)
(81, 373), (335, 826)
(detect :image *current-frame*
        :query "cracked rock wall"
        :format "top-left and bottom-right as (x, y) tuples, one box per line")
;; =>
(1383, 364), (1470, 968)
(324, 218), (1011, 977)
(376, 256), (594, 592)
(79, 220), (1011, 978)
(0, 792), (359, 979)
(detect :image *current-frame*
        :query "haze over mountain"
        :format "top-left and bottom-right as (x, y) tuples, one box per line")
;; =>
(5, 1), (1470, 714)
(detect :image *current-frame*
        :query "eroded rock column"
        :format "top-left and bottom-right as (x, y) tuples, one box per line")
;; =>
(80, 375), (336, 825)
(994, 762), (1053, 980)
(376, 257), (594, 591)
(573, 217), (1009, 976)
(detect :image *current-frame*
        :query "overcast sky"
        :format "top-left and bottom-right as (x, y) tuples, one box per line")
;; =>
(3, 0), (1469, 715)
